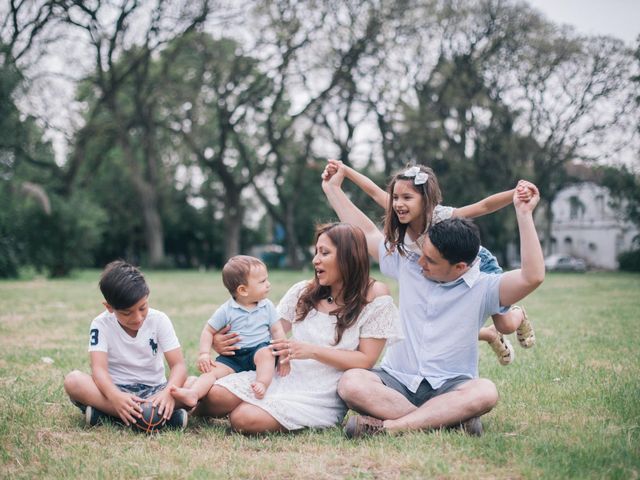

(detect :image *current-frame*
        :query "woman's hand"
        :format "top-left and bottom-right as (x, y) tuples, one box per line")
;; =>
(270, 337), (316, 363)
(212, 325), (241, 356)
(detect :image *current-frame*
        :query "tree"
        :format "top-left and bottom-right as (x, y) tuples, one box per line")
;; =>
(58, 0), (212, 267)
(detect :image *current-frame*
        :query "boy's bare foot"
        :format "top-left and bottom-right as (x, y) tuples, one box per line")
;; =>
(169, 385), (199, 408)
(251, 381), (267, 399)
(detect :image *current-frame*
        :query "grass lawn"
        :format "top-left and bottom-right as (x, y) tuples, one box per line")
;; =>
(1, 269), (639, 479)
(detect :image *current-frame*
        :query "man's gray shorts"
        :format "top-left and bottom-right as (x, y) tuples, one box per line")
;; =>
(371, 368), (470, 407)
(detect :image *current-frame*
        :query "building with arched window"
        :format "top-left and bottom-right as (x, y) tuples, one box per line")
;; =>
(547, 183), (638, 269)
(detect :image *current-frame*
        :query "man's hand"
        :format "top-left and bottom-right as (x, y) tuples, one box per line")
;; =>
(212, 324), (241, 356)
(514, 181), (540, 214)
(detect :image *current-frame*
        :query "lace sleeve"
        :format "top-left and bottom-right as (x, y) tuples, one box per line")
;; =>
(359, 296), (403, 343)
(276, 281), (310, 323)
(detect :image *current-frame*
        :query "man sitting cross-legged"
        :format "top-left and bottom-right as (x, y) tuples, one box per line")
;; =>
(321, 167), (544, 437)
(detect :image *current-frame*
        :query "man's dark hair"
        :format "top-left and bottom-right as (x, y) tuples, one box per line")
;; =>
(99, 260), (149, 309)
(427, 217), (480, 265)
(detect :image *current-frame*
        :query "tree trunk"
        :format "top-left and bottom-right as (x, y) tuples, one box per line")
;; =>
(285, 203), (303, 269)
(222, 187), (242, 260)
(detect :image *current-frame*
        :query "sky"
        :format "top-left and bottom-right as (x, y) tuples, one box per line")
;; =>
(526, 0), (640, 45)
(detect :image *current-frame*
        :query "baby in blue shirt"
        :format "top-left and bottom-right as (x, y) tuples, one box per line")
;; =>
(171, 256), (288, 405)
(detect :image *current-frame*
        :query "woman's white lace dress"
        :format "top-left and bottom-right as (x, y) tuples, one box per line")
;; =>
(215, 281), (401, 430)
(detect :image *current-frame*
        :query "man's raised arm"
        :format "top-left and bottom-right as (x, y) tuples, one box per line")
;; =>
(499, 183), (545, 306)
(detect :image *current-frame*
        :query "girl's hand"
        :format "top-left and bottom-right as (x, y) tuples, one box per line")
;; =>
(149, 388), (175, 420)
(516, 180), (536, 202)
(270, 338), (315, 363)
(111, 391), (143, 426)
(321, 159), (345, 187)
(212, 325), (241, 356)
(197, 352), (215, 373)
(514, 182), (540, 213)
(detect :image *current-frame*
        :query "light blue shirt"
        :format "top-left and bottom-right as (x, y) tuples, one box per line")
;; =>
(208, 298), (279, 348)
(378, 241), (506, 391)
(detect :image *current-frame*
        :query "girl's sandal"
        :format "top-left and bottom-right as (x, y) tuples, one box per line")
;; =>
(488, 333), (514, 366)
(514, 305), (535, 348)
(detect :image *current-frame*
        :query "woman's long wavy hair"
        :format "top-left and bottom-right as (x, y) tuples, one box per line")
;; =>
(383, 165), (442, 256)
(295, 222), (373, 345)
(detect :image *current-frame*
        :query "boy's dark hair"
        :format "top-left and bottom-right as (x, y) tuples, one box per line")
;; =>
(427, 217), (480, 265)
(222, 255), (266, 297)
(99, 260), (150, 310)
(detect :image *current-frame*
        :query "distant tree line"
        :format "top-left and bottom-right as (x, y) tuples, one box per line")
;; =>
(1, 0), (638, 277)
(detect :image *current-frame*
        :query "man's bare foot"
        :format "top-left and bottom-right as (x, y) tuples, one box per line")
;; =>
(251, 381), (267, 399)
(169, 385), (199, 408)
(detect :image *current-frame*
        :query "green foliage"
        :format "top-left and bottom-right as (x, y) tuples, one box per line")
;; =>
(21, 192), (107, 277)
(599, 165), (640, 230)
(617, 249), (640, 272)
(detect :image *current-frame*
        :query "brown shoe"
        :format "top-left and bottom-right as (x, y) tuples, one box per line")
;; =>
(344, 415), (385, 439)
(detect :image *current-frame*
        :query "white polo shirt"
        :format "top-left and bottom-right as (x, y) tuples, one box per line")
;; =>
(88, 308), (180, 385)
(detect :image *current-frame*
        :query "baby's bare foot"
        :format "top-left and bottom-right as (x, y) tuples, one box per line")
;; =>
(251, 381), (267, 399)
(169, 385), (198, 408)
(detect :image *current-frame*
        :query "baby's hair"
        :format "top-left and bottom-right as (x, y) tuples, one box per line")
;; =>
(222, 255), (266, 297)
(383, 164), (442, 256)
(99, 260), (149, 310)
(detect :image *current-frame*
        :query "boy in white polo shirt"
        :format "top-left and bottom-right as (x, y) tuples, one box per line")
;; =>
(64, 260), (189, 429)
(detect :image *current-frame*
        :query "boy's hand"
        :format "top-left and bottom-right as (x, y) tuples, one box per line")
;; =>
(212, 325), (241, 356)
(111, 391), (143, 426)
(149, 388), (175, 420)
(197, 352), (215, 373)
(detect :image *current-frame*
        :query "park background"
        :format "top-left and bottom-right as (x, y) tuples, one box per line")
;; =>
(1, 0), (639, 277)
(1, 0), (640, 478)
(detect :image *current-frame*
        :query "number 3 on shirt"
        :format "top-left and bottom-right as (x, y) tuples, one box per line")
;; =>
(90, 328), (99, 346)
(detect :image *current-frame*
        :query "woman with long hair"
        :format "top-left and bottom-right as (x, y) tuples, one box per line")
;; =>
(186, 222), (401, 433)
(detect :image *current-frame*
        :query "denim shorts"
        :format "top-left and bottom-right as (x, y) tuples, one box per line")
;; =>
(215, 341), (273, 373)
(372, 368), (470, 407)
(71, 382), (167, 412)
(478, 246), (503, 274)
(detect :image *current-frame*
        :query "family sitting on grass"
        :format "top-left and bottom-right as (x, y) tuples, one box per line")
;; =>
(64, 160), (544, 437)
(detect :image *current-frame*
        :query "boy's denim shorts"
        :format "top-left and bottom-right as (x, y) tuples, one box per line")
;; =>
(215, 341), (273, 373)
(371, 368), (470, 407)
(71, 382), (167, 412)
(478, 246), (503, 274)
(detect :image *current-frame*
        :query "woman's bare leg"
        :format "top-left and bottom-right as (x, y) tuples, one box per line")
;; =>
(229, 402), (287, 434)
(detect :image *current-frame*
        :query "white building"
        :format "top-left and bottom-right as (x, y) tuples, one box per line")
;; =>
(547, 182), (639, 270)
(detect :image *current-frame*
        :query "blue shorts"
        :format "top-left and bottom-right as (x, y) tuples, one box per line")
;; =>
(372, 368), (470, 407)
(215, 341), (273, 373)
(478, 246), (502, 274)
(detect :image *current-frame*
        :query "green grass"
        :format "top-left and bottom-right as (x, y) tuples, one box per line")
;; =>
(1, 270), (639, 479)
